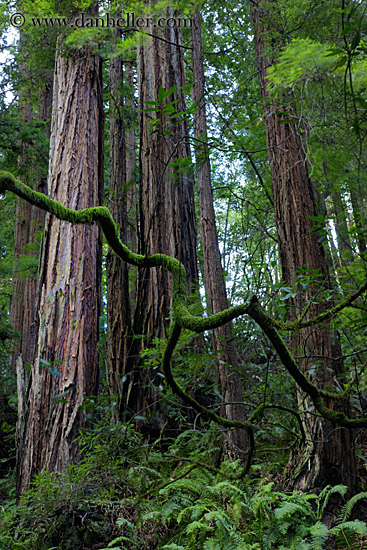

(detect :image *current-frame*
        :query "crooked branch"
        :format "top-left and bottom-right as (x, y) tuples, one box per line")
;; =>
(1, 170), (367, 430)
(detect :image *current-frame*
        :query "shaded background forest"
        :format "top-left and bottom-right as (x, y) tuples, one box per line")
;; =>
(0, 0), (367, 548)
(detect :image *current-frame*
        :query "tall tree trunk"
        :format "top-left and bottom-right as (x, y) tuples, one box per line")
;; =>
(125, 60), (138, 318)
(106, 37), (132, 422)
(10, 39), (53, 369)
(250, 0), (357, 493)
(17, 39), (104, 495)
(131, 13), (199, 418)
(191, 12), (249, 461)
(12, 36), (54, 498)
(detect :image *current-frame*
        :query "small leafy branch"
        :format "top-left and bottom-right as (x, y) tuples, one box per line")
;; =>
(142, 85), (202, 135)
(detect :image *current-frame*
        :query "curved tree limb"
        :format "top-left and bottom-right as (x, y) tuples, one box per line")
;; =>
(273, 281), (367, 331)
(247, 297), (367, 428)
(251, 402), (306, 443)
(1, 171), (367, 429)
(162, 322), (254, 475)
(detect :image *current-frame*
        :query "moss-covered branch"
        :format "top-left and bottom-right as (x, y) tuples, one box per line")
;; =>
(247, 297), (367, 429)
(273, 280), (367, 331)
(2, 170), (367, 429)
(162, 323), (255, 430)
(0, 171), (251, 333)
(162, 322), (254, 474)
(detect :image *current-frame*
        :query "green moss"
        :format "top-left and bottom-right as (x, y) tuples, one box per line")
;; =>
(2, 170), (367, 430)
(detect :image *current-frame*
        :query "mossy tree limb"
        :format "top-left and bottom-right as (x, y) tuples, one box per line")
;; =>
(1, 171), (367, 431)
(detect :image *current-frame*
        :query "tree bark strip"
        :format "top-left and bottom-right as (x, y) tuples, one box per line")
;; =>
(131, 12), (199, 417)
(125, 60), (138, 318)
(10, 37), (53, 368)
(106, 36), (133, 421)
(250, 0), (357, 492)
(192, 11), (249, 461)
(18, 41), (104, 494)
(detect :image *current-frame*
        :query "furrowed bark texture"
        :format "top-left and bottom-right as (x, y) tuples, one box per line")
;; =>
(192, 12), (249, 461)
(10, 45), (53, 368)
(106, 41), (132, 421)
(250, 0), (357, 492)
(18, 43), (103, 494)
(125, 61), (138, 318)
(13, 39), (54, 499)
(131, 16), (199, 416)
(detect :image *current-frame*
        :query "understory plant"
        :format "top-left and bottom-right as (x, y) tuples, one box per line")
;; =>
(1, 425), (366, 550)
(135, 467), (367, 550)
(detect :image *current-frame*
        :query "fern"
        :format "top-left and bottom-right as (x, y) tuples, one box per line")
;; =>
(133, 442), (367, 550)
(185, 520), (214, 536)
(330, 519), (367, 549)
(160, 500), (184, 525)
(337, 491), (367, 522)
(160, 477), (210, 498)
(309, 521), (329, 550)
(317, 485), (348, 519)
(177, 504), (211, 524)
(331, 519), (367, 536)
(208, 480), (247, 499)
(274, 501), (313, 522)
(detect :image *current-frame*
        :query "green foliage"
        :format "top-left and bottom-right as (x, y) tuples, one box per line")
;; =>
(0, 419), (366, 550)
(267, 38), (342, 90)
(137, 469), (367, 550)
(1, 1), (367, 548)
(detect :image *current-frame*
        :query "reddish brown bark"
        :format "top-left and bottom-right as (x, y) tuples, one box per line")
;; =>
(17, 41), (104, 494)
(250, 0), (357, 492)
(125, 60), (138, 317)
(10, 52), (53, 368)
(192, 12), (249, 461)
(106, 39), (132, 421)
(131, 16), (199, 417)
(12, 40), (54, 498)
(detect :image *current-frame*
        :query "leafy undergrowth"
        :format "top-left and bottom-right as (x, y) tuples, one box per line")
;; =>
(0, 421), (366, 550)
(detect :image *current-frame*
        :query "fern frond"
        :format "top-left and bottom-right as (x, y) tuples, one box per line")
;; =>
(274, 501), (312, 521)
(330, 519), (367, 536)
(160, 501), (183, 525)
(318, 484), (347, 519)
(308, 521), (329, 550)
(208, 480), (247, 499)
(177, 504), (210, 524)
(337, 492), (367, 522)
(204, 509), (231, 526)
(185, 520), (214, 535)
(159, 477), (205, 497)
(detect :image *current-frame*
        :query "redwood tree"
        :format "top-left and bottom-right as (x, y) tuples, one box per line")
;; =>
(10, 35), (53, 369)
(250, 0), (357, 492)
(17, 39), (104, 494)
(192, 11), (249, 461)
(130, 14), (199, 417)
(106, 34), (132, 421)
